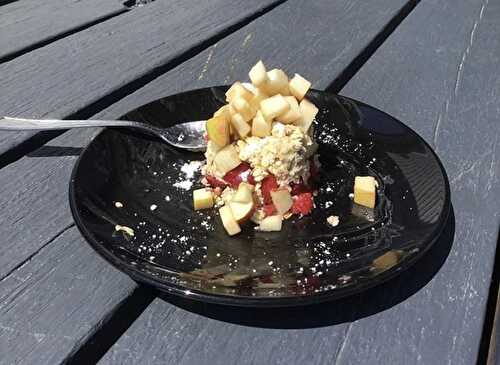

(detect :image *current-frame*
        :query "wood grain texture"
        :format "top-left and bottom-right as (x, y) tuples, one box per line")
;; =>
(99, 1), (500, 365)
(0, 0), (126, 61)
(97, 0), (411, 119)
(0, 226), (136, 365)
(0, 0), (411, 362)
(0, 0), (280, 156)
(336, 0), (500, 364)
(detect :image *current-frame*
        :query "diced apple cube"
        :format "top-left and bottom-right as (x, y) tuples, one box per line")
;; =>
(270, 189), (293, 214)
(225, 81), (254, 103)
(214, 144), (241, 175)
(248, 88), (268, 114)
(259, 215), (283, 231)
(298, 98), (319, 132)
(213, 105), (230, 120)
(279, 96), (302, 124)
(249, 60), (268, 87)
(230, 113), (251, 138)
(231, 96), (255, 121)
(289, 73), (311, 101)
(232, 182), (255, 203)
(264, 69), (289, 95)
(252, 110), (272, 137)
(229, 200), (255, 223)
(206, 115), (230, 147)
(193, 188), (214, 210)
(260, 94), (290, 120)
(354, 176), (377, 208)
(219, 205), (241, 236)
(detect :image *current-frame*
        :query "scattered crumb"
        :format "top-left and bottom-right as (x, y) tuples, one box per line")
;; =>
(165, 196), (171, 202)
(173, 180), (193, 190)
(327, 215), (339, 227)
(150, 204), (158, 211)
(348, 193), (354, 199)
(115, 225), (134, 236)
(115, 201), (123, 208)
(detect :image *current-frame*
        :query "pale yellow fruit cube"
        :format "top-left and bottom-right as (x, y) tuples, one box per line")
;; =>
(219, 205), (241, 236)
(193, 188), (214, 210)
(248, 88), (269, 114)
(289, 73), (311, 101)
(231, 96), (255, 122)
(225, 81), (254, 103)
(354, 176), (377, 208)
(298, 98), (318, 132)
(252, 110), (272, 137)
(214, 144), (241, 175)
(270, 189), (293, 214)
(249, 60), (268, 87)
(260, 94), (290, 120)
(264, 69), (289, 95)
(213, 105), (230, 120)
(279, 96), (302, 124)
(230, 113), (251, 138)
(232, 182), (255, 203)
(259, 215), (283, 231)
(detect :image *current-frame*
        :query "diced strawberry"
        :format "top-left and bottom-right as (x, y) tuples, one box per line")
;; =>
(292, 192), (314, 215)
(261, 175), (278, 204)
(263, 204), (276, 216)
(206, 175), (227, 188)
(290, 180), (312, 196)
(223, 162), (254, 188)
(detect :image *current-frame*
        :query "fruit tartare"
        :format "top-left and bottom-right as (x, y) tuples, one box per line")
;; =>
(191, 60), (321, 235)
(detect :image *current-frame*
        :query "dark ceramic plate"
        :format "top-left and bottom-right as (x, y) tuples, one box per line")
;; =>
(69, 87), (450, 307)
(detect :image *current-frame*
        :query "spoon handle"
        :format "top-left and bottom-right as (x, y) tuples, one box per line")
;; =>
(0, 116), (135, 131)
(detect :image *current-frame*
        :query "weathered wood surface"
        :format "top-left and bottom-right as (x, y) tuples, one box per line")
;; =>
(0, 0), (281, 157)
(0, 0), (126, 62)
(0, 0), (412, 362)
(338, 0), (499, 363)
(0, 226), (136, 365)
(99, 0), (500, 364)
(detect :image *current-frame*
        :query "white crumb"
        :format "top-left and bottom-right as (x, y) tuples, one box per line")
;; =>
(114, 201), (123, 208)
(150, 204), (158, 211)
(327, 215), (339, 227)
(115, 225), (134, 236)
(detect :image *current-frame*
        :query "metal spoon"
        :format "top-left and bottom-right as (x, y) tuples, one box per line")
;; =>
(0, 116), (207, 152)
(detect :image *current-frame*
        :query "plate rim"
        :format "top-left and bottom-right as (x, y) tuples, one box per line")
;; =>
(68, 87), (451, 307)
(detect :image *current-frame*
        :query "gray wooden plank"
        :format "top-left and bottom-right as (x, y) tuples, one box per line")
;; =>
(0, 0), (411, 362)
(0, 0), (281, 157)
(336, 0), (500, 364)
(98, 1), (500, 365)
(0, 0), (126, 61)
(97, 0), (412, 118)
(0, 226), (136, 365)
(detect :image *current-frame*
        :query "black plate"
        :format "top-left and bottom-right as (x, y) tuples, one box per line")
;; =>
(69, 87), (450, 307)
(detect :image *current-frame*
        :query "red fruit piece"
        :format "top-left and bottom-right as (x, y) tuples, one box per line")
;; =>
(261, 175), (278, 204)
(263, 204), (276, 216)
(206, 175), (227, 188)
(292, 192), (314, 215)
(223, 162), (255, 188)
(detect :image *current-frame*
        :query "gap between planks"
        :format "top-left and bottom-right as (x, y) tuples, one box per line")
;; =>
(0, 9), (130, 65)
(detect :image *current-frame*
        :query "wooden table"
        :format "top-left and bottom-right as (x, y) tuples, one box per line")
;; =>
(1, 0), (499, 364)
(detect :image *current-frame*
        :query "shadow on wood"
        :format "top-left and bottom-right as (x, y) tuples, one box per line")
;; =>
(157, 206), (455, 329)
